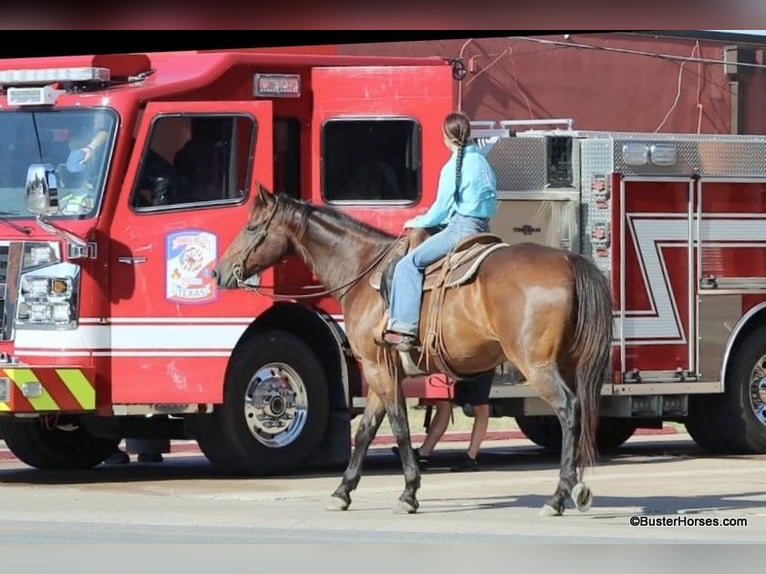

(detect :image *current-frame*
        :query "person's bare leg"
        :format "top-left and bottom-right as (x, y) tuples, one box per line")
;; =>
(418, 400), (451, 456)
(466, 404), (489, 460)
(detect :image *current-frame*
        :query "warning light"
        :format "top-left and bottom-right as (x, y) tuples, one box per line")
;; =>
(0, 66), (110, 85)
(253, 73), (300, 98)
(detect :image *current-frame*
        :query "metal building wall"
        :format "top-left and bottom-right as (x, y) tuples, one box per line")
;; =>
(336, 33), (766, 136)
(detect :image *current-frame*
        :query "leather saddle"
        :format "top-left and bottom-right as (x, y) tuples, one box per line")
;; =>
(370, 232), (507, 306)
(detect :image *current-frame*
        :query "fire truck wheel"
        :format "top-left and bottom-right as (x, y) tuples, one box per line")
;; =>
(0, 417), (120, 470)
(686, 325), (766, 454)
(196, 330), (330, 476)
(515, 415), (637, 453)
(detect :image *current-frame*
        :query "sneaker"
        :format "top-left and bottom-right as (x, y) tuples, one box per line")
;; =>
(137, 453), (164, 463)
(391, 446), (430, 470)
(450, 453), (479, 472)
(103, 449), (130, 465)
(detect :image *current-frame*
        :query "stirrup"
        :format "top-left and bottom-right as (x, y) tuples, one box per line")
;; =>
(383, 330), (419, 352)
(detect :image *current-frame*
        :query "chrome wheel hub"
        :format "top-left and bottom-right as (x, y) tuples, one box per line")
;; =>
(244, 363), (308, 448)
(748, 356), (766, 425)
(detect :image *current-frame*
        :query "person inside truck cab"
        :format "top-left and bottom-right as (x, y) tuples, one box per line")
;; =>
(135, 117), (192, 207)
(344, 124), (401, 200)
(64, 113), (109, 178)
(57, 114), (110, 214)
(173, 119), (222, 202)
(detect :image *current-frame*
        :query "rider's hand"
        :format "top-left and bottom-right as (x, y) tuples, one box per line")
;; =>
(403, 219), (416, 230)
(80, 146), (94, 164)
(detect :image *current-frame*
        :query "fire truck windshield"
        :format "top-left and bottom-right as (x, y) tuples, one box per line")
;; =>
(0, 108), (117, 218)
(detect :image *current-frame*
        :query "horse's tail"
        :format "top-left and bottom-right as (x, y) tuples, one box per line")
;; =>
(568, 253), (614, 479)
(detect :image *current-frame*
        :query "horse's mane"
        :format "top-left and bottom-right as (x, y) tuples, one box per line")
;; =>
(274, 193), (397, 242)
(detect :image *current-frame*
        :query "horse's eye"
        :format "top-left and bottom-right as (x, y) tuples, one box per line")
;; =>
(246, 224), (259, 233)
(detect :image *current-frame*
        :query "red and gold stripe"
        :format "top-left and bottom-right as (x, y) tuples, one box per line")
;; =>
(0, 367), (96, 413)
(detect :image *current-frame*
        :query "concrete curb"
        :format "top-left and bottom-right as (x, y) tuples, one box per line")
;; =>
(0, 426), (679, 461)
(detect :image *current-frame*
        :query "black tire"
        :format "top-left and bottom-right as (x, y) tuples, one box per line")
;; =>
(515, 415), (562, 451)
(686, 325), (766, 454)
(195, 330), (330, 476)
(0, 417), (119, 470)
(515, 415), (637, 452)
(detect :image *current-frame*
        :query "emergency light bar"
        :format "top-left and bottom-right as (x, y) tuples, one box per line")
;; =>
(7, 86), (64, 106)
(0, 66), (110, 86)
(254, 73), (300, 97)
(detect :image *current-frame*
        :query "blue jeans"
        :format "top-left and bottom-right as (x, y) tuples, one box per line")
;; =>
(387, 214), (490, 336)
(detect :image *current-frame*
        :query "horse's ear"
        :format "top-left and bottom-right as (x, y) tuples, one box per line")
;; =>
(256, 182), (273, 204)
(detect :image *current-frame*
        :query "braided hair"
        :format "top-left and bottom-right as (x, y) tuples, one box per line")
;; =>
(442, 112), (471, 205)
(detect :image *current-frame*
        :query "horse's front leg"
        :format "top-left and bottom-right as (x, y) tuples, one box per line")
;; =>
(327, 389), (386, 511)
(384, 377), (421, 514)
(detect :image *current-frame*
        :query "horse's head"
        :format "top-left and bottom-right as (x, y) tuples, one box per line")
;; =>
(213, 183), (292, 289)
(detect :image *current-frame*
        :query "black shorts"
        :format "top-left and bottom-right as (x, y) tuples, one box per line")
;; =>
(452, 370), (495, 407)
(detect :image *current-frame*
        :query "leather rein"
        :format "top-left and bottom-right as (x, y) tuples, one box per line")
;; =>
(232, 199), (404, 301)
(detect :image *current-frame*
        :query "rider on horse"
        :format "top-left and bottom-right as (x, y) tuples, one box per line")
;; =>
(383, 111), (499, 352)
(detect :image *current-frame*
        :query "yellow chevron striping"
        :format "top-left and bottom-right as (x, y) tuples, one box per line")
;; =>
(55, 369), (96, 410)
(3, 369), (60, 411)
(0, 403), (10, 412)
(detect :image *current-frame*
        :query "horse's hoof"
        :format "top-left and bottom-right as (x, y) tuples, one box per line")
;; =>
(394, 499), (419, 514)
(326, 494), (350, 512)
(539, 504), (563, 517)
(572, 483), (593, 513)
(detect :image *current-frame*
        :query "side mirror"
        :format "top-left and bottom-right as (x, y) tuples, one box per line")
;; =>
(25, 163), (59, 216)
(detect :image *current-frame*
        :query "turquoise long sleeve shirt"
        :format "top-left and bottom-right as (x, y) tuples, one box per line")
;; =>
(410, 144), (498, 229)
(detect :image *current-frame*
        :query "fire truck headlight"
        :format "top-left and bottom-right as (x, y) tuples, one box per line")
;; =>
(22, 242), (61, 269)
(16, 263), (79, 329)
(20, 277), (50, 298)
(27, 303), (53, 323)
(51, 303), (72, 323)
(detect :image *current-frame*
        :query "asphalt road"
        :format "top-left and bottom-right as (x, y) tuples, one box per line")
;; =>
(0, 433), (762, 544)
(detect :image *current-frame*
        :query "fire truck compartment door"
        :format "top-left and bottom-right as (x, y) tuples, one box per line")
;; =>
(618, 177), (696, 382)
(108, 100), (272, 404)
(492, 191), (580, 251)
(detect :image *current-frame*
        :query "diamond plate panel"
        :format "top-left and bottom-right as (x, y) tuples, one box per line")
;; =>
(615, 137), (766, 178)
(579, 139), (614, 277)
(483, 138), (549, 191)
(556, 130), (766, 178)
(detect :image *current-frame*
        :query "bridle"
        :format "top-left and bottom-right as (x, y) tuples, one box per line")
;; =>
(232, 197), (404, 301)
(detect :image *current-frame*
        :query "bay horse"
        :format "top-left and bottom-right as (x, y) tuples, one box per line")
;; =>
(212, 183), (614, 516)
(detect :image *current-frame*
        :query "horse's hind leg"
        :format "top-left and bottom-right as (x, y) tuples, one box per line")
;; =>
(527, 365), (583, 517)
(327, 390), (386, 511)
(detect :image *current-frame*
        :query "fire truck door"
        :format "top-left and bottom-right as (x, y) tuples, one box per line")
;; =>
(618, 176), (696, 383)
(696, 177), (766, 382)
(108, 101), (273, 404)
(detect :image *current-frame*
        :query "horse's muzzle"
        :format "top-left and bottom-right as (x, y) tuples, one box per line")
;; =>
(210, 265), (240, 289)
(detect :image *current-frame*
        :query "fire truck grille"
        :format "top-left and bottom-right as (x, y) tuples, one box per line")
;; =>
(0, 244), (9, 341)
(0, 244), (8, 285)
(0, 245), (8, 341)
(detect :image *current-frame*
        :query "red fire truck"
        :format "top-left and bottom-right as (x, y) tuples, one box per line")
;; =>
(0, 48), (764, 475)
(468, 119), (766, 456)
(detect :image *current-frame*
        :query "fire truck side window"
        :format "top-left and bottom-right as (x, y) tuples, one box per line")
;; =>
(321, 118), (420, 203)
(274, 117), (301, 200)
(132, 114), (254, 210)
